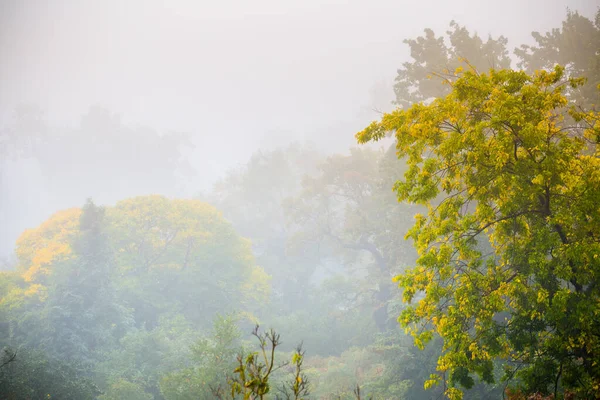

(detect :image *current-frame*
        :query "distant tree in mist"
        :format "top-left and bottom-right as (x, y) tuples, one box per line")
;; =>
(0, 105), (195, 258)
(35, 105), (195, 201)
(515, 9), (600, 110)
(205, 144), (322, 311)
(284, 147), (419, 332)
(393, 21), (511, 109)
(393, 9), (600, 113)
(11, 196), (269, 332)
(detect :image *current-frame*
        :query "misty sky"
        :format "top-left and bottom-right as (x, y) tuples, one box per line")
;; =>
(2, 0), (597, 171)
(0, 0), (598, 257)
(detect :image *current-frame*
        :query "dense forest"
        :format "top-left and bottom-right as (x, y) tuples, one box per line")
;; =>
(1, 7), (599, 400)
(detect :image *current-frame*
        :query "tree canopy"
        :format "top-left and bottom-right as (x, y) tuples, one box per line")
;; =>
(515, 9), (600, 110)
(358, 65), (600, 398)
(6, 195), (270, 353)
(394, 21), (511, 109)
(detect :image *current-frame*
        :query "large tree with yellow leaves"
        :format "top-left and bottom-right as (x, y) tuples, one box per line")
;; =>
(357, 66), (600, 399)
(5, 196), (270, 357)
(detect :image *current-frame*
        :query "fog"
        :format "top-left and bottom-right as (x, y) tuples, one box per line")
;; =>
(1, 0), (596, 253)
(1, 1), (599, 399)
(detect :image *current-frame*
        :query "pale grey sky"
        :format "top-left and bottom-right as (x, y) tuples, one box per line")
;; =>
(2, 0), (597, 155)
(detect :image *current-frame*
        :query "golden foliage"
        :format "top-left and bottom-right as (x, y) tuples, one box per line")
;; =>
(16, 208), (81, 283)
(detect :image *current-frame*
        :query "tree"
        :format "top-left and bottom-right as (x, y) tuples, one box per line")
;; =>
(12, 195), (270, 333)
(357, 66), (600, 398)
(15, 207), (81, 284)
(394, 21), (511, 109)
(205, 143), (322, 312)
(42, 200), (130, 367)
(285, 147), (418, 332)
(0, 347), (100, 400)
(393, 10), (600, 112)
(1, 105), (195, 261)
(515, 9), (600, 110)
(98, 314), (196, 399)
(107, 195), (270, 329)
(211, 326), (309, 400)
(159, 314), (242, 400)
(3, 195), (273, 398)
(34, 106), (195, 204)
